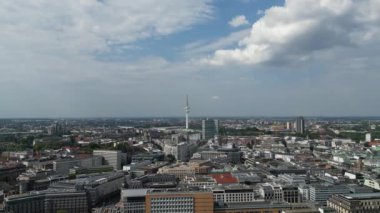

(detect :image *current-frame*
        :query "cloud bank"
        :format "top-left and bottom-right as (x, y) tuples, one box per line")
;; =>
(205, 0), (380, 65)
(0, 0), (213, 54)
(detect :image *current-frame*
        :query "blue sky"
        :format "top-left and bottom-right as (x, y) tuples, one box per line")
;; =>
(1, 0), (380, 117)
(96, 0), (285, 62)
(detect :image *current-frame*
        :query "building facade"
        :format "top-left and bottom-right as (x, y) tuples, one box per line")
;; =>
(213, 185), (255, 204)
(202, 119), (217, 140)
(328, 193), (380, 213)
(53, 156), (103, 174)
(295, 116), (305, 134)
(122, 189), (149, 213)
(93, 150), (122, 170)
(4, 190), (88, 213)
(177, 142), (190, 162)
(309, 184), (350, 205)
(145, 190), (213, 213)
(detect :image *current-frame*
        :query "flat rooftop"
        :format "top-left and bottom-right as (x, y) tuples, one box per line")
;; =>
(342, 192), (380, 199)
(122, 189), (150, 198)
(215, 202), (292, 210)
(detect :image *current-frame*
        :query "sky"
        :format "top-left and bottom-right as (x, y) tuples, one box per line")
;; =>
(1, 0), (380, 118)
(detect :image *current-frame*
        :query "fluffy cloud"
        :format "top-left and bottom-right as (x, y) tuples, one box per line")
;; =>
(205, 0), (380, 65)
(0, 0), (212, 55)
(228, 15), (249, 27)
(0, 0), (213, 117)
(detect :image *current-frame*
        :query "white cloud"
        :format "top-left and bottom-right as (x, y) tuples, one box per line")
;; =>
(0, 0), (214, 117)
(228, 15), (249, 27)
(1, 0), (380, 117)
(0, 0), (213, 55)
(205, 0), (380, 65)
(183, 29), (251, 56)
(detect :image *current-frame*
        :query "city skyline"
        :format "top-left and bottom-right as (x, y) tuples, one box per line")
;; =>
(1, 0), (380, 117)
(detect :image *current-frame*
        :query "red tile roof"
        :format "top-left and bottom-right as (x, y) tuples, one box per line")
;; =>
(368, 141), (380, 146)
(210, 173), (238, 184)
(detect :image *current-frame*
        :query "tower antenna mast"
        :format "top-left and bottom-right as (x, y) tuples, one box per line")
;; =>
(185, 95), (190, 130)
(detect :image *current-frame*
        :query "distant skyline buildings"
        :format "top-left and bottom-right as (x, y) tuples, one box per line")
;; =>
(295, 116), (305, 135)
(202, 119), (219, 141)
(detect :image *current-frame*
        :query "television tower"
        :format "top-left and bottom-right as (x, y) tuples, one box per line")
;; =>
(185, 95), (190, 130)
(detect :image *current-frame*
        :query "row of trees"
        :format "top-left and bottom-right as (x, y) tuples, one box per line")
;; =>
(219, 127), (266, 136)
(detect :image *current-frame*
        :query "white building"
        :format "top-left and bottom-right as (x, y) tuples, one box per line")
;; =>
(366, 133), (372, 142)
(163, 143), (177, 157)
(364, 178), (380, 190)
(260, 184), (283, 202)
(213, 184), (255, 204)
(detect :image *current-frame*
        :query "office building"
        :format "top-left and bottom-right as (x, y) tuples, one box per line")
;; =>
(177, 142), (190, 162)
(47, 122), (66, 136)
(214, 119), (219, 135)
(93, 150), (122, 170)
(4, 189), (88, 213)
(328, 192), (380, 213)
(282, 186), (300, 203)
(295, 116), (305, 134)
(202, 119), (218, 140)
(0, 164), (26, 183)
(53, 156), (103, 174)
(218, 145), (242, 164)
(199, 151), (227, 161)
(122, 189), (149, 213)
(309, 184), (350, 205)
(145, 189), (214, 213)
(212, 184), (255, 204)
(286, 122), (292, 130)
(49, 171), (125, 207)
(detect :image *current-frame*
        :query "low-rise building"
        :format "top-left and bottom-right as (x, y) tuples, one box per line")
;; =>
(364, 178), (380, 190)
(158, 162), (211, 179)
(328, 192), (380, 213)
(309, 184), (350, 206)
(213, 184), (255, 204)
(53, 156), (103, 174)
(4, 189), (88, 213)
(260, 184), (284, 203)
